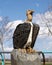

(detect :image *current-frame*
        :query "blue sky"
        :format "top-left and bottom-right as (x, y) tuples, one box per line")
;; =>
(0, 0), (52, 21)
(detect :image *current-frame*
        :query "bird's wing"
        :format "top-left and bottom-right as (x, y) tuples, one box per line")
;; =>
(13, 23), (31, 48)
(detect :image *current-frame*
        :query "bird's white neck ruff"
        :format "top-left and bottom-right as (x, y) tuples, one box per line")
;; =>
(26, 22), (33, 44)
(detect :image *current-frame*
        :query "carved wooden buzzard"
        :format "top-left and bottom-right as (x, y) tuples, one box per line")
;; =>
(13, 22), (40, 49)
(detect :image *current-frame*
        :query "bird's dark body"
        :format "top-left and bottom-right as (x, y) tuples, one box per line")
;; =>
(13, 23), (40, 49)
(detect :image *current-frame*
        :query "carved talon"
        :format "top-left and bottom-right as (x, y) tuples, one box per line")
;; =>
(18, 48), (36, 53)
(22, 49), (26, 53)
(26, 47), (36, 53)
(18, 48), (21, 52)
(18, 48), (26, 53)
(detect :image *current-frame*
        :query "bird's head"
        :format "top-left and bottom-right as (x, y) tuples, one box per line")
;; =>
(26, 10), (34, 22)
(26, 10), (34, 16)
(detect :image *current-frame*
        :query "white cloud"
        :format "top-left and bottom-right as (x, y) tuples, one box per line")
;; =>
(33, 11), (52, 37)
(0, 16), (2, 21)
(45, 11), (52, 19)
(5, 20), (23, 31)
